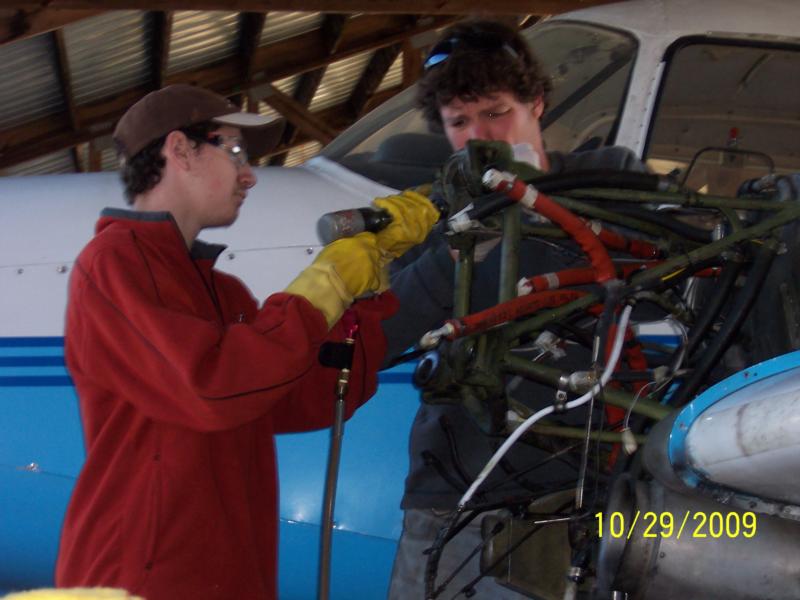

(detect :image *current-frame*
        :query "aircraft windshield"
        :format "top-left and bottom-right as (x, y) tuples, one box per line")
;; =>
(321, 21), (637, 173)
(645, 40), (800, 194)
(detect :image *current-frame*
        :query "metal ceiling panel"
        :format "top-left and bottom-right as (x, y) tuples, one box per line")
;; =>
(308, 51), (371, 112)
(257, 75), (301, 120)
(377, 52), (404, 92)
(0, 36), (64, 130)
(63, 11), (151, 107)
(260, 11), (324, 46)
(101, 147), (120, 173)
(0, 150), (74, 177)
(167, 11), (240, 76)
(284, 141), (323, 167)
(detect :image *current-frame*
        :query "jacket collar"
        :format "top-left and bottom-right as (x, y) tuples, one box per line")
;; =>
(98, 208), (227, 261)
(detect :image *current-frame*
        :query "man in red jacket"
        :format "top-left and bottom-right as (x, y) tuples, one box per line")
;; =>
(55, 84), (439, 600)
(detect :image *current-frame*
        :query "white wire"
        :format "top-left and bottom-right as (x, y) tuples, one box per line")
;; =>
(457, 304), (634, 509)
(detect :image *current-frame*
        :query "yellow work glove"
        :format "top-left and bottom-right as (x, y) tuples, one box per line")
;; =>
(284, 232), (387, 328)
(372, 189), (440, 259)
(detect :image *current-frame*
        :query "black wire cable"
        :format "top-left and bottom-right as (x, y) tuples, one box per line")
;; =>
(603, 205), (713, 243)
(685, 255), (744, 356)
(670, 239), (778, 407)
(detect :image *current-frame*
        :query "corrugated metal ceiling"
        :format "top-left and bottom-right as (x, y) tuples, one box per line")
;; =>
(64, 11), (151, 106)
(0, 35), (64, 130)
(167, 11), (241, 76)
(0, 9), (426, 177)
(260, 11), (324, 45)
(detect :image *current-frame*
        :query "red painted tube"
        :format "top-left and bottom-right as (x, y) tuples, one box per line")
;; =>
(604, 320), (649, 467)
(445, 290), (587, 339)
(519, 262), (663, 295)
(592, 224), (660, 259)
(490, 173), (616, 283)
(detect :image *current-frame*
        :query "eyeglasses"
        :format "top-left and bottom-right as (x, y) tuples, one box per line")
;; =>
(423, 34), (521, 71)
(206, 133), (249, 167)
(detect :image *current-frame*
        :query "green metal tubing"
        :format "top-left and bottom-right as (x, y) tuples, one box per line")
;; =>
(626, 205), (800, 288)
(504, 204), (800, 342)
(566, 188), (789, 212)
(453, 243), (474, 318)
(504, 293), (600, 342)
(503, 354), (671, 420)
(548, 194), (682, 240)
(528, 423), (647, 444)
(500, 204), (522, 302)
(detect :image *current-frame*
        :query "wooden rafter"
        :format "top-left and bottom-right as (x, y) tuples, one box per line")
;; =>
(269, 13), (347, 166)
(401, 39), (423, 89)
(263, 85), (404, 158)
(239, 11), (265, 84)
(258, 82), (338, 145)
(150, 11), (173, 90)
(52, 28), (79, 131)
(0, 83), (407, 169)
(3, 1), (620, 15)
(0, 8), (102, 46)
(347, 42), (402, 119)
(0, 12), (455, 169)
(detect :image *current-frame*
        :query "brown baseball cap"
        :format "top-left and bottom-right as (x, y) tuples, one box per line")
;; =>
(113, 84), (280, 160)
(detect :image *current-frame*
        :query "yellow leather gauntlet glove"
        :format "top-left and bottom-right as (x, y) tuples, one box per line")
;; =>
(284, 232), (387, 328)
(372, 189), (440, 259)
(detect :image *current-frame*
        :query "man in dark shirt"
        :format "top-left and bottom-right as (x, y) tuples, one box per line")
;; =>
(384, 21), (644, 599)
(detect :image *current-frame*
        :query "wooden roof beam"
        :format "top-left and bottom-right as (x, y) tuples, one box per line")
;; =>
(0, 83), (404, 170)
(150, 11), (173, 90)
(169, 13), (458, 94)
(347, 42), (402, 119)
(239, 11), (265, 84)
(0, 13), (455, 167)
(270, 13), (347, 166)
(0, 7), (103, 47)
(0, 84), (150, 168)
(52, 29), (79, 131)
(256, 82), (338, 145)
(263, 85), (404, 159)
(3, 1), (620, 16)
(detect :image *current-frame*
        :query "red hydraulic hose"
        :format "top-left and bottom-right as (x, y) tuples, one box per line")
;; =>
(483, 170), (617, 283)
(444, 289), (587, 340)
(589, 222), (660, 259)
(603, 322), (649, 467)
(518, 262), (662, 295)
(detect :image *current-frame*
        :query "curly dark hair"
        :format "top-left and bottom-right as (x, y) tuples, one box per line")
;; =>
(417, 20), (552, 130)
(118, 121), (217, 204)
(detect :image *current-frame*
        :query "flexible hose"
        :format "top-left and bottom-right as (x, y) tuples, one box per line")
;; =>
(670, 240), (778, 407)
(483, 169), (617, 283)
(456, 305), (633, 508)
(685, 257), (743, 356)
(445, 289), (586, 339)
(610, 205), (713, 243)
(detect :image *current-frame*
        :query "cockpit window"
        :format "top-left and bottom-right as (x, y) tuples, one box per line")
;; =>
(532, 21), (637, 153)
(645, 40), (800, 194)
(320, 21), (637, 187)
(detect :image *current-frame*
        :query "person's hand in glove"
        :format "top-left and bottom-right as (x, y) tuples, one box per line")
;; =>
(372, 189), (440, 259)
(284, 232), (387, 328)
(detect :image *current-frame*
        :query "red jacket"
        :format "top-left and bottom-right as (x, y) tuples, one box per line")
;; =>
(56, 209), (397, 599)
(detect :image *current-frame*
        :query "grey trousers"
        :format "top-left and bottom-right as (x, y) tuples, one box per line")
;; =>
(388, 508), (532, 600)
